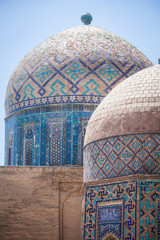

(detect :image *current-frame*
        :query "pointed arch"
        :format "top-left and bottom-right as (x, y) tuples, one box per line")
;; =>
(62, 188), (82, 240)
(102, 233), (119, 240)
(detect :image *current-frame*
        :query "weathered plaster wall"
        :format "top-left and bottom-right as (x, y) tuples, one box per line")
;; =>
(0, 166), (83, 240)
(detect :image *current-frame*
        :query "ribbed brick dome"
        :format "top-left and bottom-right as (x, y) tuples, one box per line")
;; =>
(84, 65), (160, 182)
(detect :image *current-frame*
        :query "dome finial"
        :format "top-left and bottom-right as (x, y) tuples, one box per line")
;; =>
(81, 13), (93, 25)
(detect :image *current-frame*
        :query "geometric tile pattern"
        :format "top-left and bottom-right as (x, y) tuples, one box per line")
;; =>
(84, 181), (137, 240)
(5, 114), (17, 166)
(23, 124), (34, 165)
(98, 64), (120, 82)
(139, 180), (160, 240)
(48, 121), (64, 166)
(8, 131), (14, 165)
(84, 134), (160, 181)
(45, 118), (66, 166)
(18, 116), (40, 166)
(78, 118), (89, 164)
(5, 106), (93, 166)
(157, 199), (160, 240)
(5, 26), (152, 117)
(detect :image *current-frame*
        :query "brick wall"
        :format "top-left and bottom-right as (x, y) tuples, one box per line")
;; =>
(0, 166), (83, 240)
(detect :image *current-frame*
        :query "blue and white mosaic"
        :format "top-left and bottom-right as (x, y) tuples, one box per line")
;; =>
(97, 202), (122, 239)
(5, 106), (93, 166)
(5, 25), (152, 166)
(84, 181), (137, 239)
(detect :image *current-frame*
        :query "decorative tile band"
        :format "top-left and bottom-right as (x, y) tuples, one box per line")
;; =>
(84, 133), (160, 182)
(6, 94), (103, 116)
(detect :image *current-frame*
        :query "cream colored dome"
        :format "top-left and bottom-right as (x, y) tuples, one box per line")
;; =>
(84, 64), (160, 147)
(84, 65), (160, 182)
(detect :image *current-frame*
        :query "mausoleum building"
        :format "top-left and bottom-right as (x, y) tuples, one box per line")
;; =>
(1, 13), (159, 240)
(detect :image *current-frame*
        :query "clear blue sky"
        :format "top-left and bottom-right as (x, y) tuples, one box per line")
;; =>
(0, 0), (160, 165)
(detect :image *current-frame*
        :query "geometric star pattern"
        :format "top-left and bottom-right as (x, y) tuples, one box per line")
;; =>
(84, 133), (160, 182)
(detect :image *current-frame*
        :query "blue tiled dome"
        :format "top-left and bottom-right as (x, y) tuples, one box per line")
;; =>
(5, 25), (152, 166)
(5, 25), (152, 117)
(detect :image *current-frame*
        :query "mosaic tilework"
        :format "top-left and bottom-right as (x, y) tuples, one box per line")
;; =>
(84, 181), (137, 239)
(139, 180), (160, 240)
(5, 106), (93, 166)
(97, 201), (122, 239)
(78, 117), (89, 164)
(23, 124), (35, 165)
(18, 114), (40, 166)
(46, 120), (65, 166)
(5, 114), (17, 165)
(157, 199), (160, 239)
(84, 133), (160, 182)
(50, 122), (63, 165)
(5, 26), (152, 116)
(8, 131), (14, 165)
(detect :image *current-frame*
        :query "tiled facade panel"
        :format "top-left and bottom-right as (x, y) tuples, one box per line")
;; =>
(84, 180), (160, 240)
(23, 124), (35, 165)
(84, 181), (137, 240)
(5, 114), (17, 165)
(139, 180), (160, 240)
(5, 107), (93, 166)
